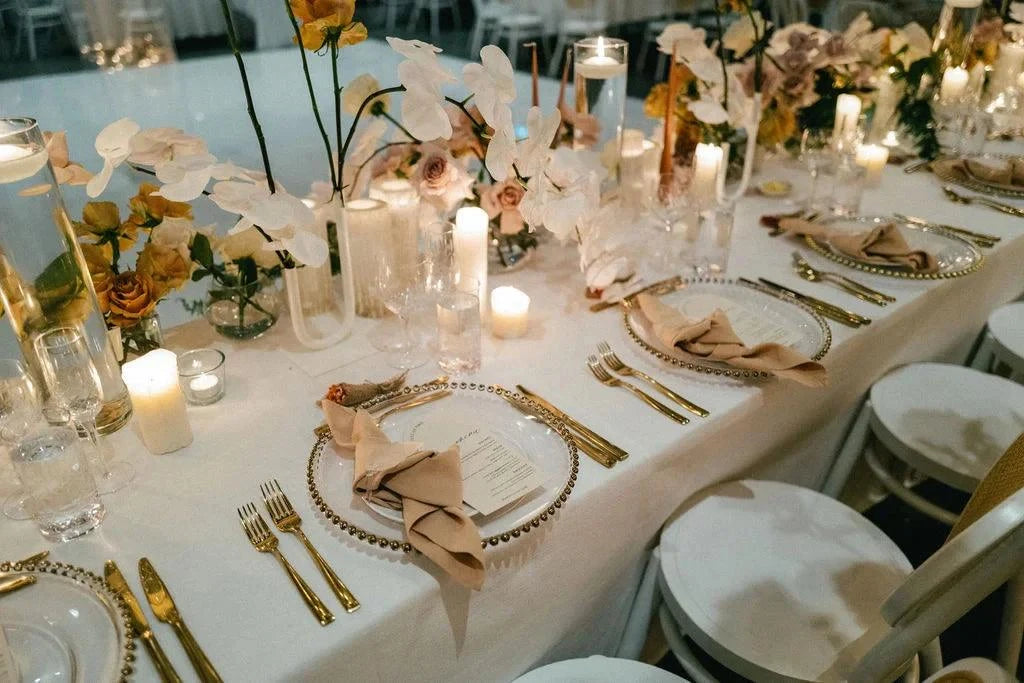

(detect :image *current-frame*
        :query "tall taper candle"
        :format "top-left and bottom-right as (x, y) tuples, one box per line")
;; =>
(660, 42), (680, 183)
(833, 93), (862, 144)
(454, 206), (489, 314)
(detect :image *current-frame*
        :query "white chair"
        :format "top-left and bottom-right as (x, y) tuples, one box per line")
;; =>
(922, 657), (1017, 683)
(657, 472), (1024, 681)
(13, 0), (63, 61)
(491, 12), (546, 70)
(406, 0), (462, 41)
(515, 655), (688, 682)
(970, 303), (1024, 383)
(469, 0), (511, 58)
(769, 0), (809, 26)
(381, 0), (410, 35)
(547, 0), (609, 77)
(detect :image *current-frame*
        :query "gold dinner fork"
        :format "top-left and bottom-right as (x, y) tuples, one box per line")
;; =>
(237, 503), (335, 626)
(261, 480), (360, 613)
(596, 342), (709, 418)
(586, 356), (689, 424)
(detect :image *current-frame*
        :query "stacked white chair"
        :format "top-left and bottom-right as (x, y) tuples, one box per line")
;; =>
(468, 0), (512, 58)
(491, 7), (546, 70)
(547, 0), (610, 77)
(13, 0), (64, 61)
(407, 0), (462, 41)
(971, 303), (1024, 383)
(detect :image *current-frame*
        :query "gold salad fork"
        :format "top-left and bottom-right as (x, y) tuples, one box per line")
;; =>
(261, 480), (360, 613)
(596, 342), (709, 418)
(586, 356), (689, 424)
(238, 503), (335, 626)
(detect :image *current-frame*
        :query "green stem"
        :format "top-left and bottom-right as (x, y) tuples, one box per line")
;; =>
(284, 0), (337, 192)
(347, 141), (412, 197)
(331, 42), (344, 205)
(444, 95), (482, 128)
(380, 111), (419, 142)
(338, 85), (407, 191)
(745, 5), (763, 93)
(713, 0), (728, 110)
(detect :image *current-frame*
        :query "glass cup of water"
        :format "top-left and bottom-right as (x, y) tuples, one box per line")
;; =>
(695, 202), (735, 277)
(11, 423), (106, 542)
(437, 277), (481, 375)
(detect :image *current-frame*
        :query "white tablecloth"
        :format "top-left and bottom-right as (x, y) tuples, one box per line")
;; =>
(2, 41), (1024, 682)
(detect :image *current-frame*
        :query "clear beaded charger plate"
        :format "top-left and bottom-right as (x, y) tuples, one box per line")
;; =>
(623, 278), (831, 380)
(307, 383), (579, 553)
(933, 153), (1024, 198)
(807, 215), (984, 280)
(0, 559), (133, 682)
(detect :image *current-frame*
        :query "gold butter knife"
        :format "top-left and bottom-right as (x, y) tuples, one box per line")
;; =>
(516, 385), (628, 461)
(0, 575), (36, 596)
(498, 390), (616, 468)
(589, 276), (684, 312)
(105, 561), (181, 683)
(894, 213), (999, 247)
(139, 558), (222, 683)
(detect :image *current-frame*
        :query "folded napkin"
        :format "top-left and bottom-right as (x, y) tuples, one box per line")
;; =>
(322, 401), (485, 590)
(779, 218), (938, 273)
(636, 294), (828, 387)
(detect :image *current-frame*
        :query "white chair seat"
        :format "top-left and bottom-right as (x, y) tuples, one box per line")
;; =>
(870, 363), (1024, 491)
(515, 655), (688, 682)
(497, 13), (543, 28)
(660, 480), (913, 682)
(923, 657), (1017, 683)
(988, 303), (1024, 370)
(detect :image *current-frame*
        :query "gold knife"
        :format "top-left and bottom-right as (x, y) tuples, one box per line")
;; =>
(894, 213), (1000, 246)
(752, 278), (870, 328)
(589, 276), (684, 312)
(104, 561), (181, 683)
(516, 385), (628, 461)
(139, 558), (222, 683)
(498, 390), (616, 468)
(0, 575), (36, 596)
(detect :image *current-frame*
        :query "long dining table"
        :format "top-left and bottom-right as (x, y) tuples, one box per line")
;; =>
(2, 41), (1024, 681)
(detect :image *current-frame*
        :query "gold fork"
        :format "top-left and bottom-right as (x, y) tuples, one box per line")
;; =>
(261, 480), (360, 613)
(586, 356), (689, 424)
(596, 342), (709, 418)
(237, 503), (335, 626)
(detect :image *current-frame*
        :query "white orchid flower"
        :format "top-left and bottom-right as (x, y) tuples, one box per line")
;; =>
(387, 37), (456, 141)
(584, 252), (632, 291)
(688, 53), (725, 84)
(128, 127), (207, 166)
(262, 226), (328, 268)
(656, 23), (707, 62)
(519, 148), (605, 241)
(485, 110), (517, 181)
(722, 11), (768, 56)
(768, 23), (829, 55)
(463, 45), (516, 130)
(86, 117), (140, 197)
(343, 118), (387, 198)
(689, 97), (730, 125)
(842, 11), (873, 44)
(153, 152), (218, 202)
(515, 107), (561, 178)
(889, 22), (931, 67)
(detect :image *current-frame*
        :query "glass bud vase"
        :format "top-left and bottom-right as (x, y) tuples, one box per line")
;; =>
(204, 273), (281, 340)
(0, 118), (131, 434)
(111, 312), (163, 362)
(284, 196), (356, 349)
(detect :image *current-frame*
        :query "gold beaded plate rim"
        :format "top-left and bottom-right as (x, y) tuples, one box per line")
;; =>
(0, 559), (135, 682)
(622, 277), (832, 380)
(306, 382), (580, 554)
(933, 153), (1024, 199)
(806, 215), (984, 280)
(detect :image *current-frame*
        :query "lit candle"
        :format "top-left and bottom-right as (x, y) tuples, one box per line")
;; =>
(344, 198), (391, 317)
(188, 374), (221, 402)
(454, 206), (489, 314)
(869, 72), (900, 139)
(121, 349), (192, 455)
(833, 93), (862, 143)
(691, 142), (724, 207)
(855, 143), (889, 187)
(995, 42), (1024, 92)
(490, 286), (530, 338)
(619, 129), (648, 207)
(576, 36), (627, 79)
(0, 143), (48, 184)
(882, 130), (900, 147)
(940, 66), (969, 104)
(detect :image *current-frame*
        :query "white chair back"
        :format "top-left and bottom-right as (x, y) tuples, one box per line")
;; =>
(768, 0), (808, 26)
(849, 486), (1024, 682)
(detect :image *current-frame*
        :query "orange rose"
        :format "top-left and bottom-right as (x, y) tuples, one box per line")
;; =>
(107, 271), (157, 327)
(137, 242), (190, 298)
(128, 182), (192, 228)
(289, 0), (367, 51)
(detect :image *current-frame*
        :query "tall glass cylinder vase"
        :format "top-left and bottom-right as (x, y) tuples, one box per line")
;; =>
(284, 196), (356, 349)
(0, 119), (131, 434)
(932, 0), (983, 70)
(573, 37), (627, 156)
(344, 198), (391, 318)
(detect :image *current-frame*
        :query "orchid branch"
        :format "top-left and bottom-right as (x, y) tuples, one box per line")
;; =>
(338, 85), (406, 188)
(331, 41), (344, 202)
(347, 141), (414, 198)
(713, 0), (729, 110)
(379, 111), (420, 143)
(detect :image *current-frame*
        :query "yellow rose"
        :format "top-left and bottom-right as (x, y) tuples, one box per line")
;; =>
(137, 243), (190, 298)
(290, 0), (367, 51)
(128, 182), (192, 228)
(79, 243), (114, 314)
(107, 271), (158, 328)
(74, 201), (137, 252)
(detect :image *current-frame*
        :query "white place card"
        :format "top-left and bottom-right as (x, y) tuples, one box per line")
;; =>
(0, 626), (16, 683)
(408, 419), (544, 517)
(675, 293), (803, 347)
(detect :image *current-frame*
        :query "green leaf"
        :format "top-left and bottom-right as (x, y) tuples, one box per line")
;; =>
(191, 268), (210, 282)
(35, 252), (84, 314)
(190, 233), (215, 269)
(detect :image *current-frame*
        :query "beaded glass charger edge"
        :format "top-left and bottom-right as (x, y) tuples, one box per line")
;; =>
(623, 278), (831, 380)
(0, 560), (133, 683)
(809, 215), (983, 280)
(308, 383), (579, 553)
(934, 153), (1024, 199)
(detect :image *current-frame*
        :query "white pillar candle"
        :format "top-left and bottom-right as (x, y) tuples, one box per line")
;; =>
(833, 93), (862, 143)
(454, 206), (489, 314)
(345, 198), (391, 317)
(490, 286), (530, 338)
(576, 36), (627, 79)
(369, 178), (420, 275)
(940, 66), (969, 104)
(995, 42), (1024, 93)
(691, 142), (724, 207)
(619, 129), (647, 207)
(855, 143), (889, 187)
(121, 349), (192, 454)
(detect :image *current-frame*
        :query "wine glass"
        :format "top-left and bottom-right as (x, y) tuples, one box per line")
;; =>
(0, 359), (42, 520)
(799, 128), (834, 213)
(33, 325), (134, 494)
(373, 257), (434, 370)
(648, 171), (699, 275)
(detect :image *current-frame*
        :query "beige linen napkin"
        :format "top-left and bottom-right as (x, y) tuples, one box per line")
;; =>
(779, 218), (938, 273)
(636, 294), (828, 387)
(322, 401), (485, 590)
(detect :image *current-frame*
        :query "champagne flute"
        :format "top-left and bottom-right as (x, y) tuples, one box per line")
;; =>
(33, 326), (134, 494)
(0, 359), (42, 520)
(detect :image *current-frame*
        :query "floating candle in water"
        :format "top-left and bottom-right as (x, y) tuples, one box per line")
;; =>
(576, 36), (627, 79)
(691, 143), (724, 207)
(0, 143), (48, 184)
(833, 94), (862, 144)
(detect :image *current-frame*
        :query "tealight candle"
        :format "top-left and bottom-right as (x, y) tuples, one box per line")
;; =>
(177, 348), (226, 406)
(940, 66), (969, 104)
(691, 142), (724, 207)
(855, 143), (889, 187)
(454, 206), (489, 314)
(833, 93), (862, 144)
(122, 349), (192, 454)
(576, 36), (627, 79)
(490, 286), (530, 338)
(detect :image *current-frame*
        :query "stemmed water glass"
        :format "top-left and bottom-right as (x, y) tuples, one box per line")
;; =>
(0, 359), (42, 520)
(373, 258), (435, 370)
(799, 128), (833, 213)
(33, 325), (135, 494)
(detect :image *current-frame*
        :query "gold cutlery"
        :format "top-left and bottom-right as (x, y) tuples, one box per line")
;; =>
(313, 382), (451, 438)
(903, 159), (932, 174)
(105, 561), (182, 683)
(261, 479), (359, 613)
(893, 213), (1000, 247)
(942, 185), (1024, 217)
(516, 385), (628, 461)
(596, 342), (709, 418)
(375, 389), (451, 423)
(0, 575), (36, 596)
(750, 278), (870, 328)
(792, 253), (895, 306)
(139, 558), (222, 683)
(589, 276), (684, 312)
(238, 503), (334, 626)
(586, 356), (689, 424)
(15, 550), (48, 565)
(499, 390), (617, 468)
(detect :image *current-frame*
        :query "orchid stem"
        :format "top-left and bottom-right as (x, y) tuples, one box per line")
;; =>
(713, 0), (728, 111)
(331, 42), (344, 204)
(338, 85), (406, 191)
(348, 141), (412, 198)
(380, 111), (419, 143)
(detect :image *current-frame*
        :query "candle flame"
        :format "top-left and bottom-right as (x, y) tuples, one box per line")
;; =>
(596, 36), (605, 58)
